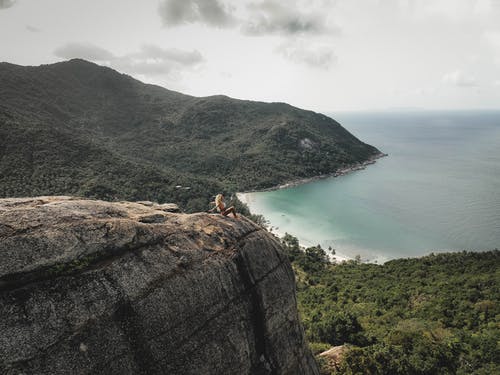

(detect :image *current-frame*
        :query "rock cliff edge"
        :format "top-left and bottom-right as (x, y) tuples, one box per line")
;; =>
(0, 196), (318, 375)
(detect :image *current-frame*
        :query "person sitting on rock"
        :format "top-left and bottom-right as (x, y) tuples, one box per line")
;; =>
(210, 194), (238, 218)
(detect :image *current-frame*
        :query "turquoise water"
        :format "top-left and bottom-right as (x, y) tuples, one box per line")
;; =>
(242, 111), (500, 262)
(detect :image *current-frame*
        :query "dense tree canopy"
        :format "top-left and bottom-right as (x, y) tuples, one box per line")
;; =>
(280, 235), (500, 375)
(0, 59), (379, 212)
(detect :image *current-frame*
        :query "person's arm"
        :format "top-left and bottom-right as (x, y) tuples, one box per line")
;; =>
(207, 201), (217, 212)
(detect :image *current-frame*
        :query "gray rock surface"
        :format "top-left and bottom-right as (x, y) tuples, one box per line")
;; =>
(0, 196), (318, 375)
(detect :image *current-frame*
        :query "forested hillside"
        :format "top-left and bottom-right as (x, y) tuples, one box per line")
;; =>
(0, 59), (380, 210)
(280, 234), (500, 375)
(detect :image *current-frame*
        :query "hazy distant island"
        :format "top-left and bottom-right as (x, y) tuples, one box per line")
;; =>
(0, 59), (382, 212)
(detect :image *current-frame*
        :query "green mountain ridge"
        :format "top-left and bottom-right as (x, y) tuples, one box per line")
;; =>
(0, 59), (380, 210)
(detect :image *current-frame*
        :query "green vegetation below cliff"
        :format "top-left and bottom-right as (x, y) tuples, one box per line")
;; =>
(0, 59), (380, 211)
(280, 235), (500, 374)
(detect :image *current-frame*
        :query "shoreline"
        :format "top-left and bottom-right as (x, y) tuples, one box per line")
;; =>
(239, 152), (388, 195)
(237, 152), (388, 263)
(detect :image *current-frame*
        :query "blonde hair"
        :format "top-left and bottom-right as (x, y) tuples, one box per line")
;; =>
(215, 194), (223, 210)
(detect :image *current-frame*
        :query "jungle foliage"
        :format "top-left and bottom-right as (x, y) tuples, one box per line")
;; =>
(0, 59), (379, 212)
(280, 234), (500, 375)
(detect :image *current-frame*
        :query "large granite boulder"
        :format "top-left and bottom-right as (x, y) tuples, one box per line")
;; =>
(0, 196), (318, 375)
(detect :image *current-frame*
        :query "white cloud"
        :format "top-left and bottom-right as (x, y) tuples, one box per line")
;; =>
(158, 0), (235, 28)
(4, 0), (500, 110)
(129, 44), (203, 66)
(276, 40), (337, 69)
(157, 0), (339, 36)
(442, 69), (478, 87)
(0, 0), (15, 9)
(116, 45), (204, 76)
(26, 25), (41, 33)
(242, 0), (336, 36)
(484, 30), (500, 48)
(409, 0), (494, 20)
(54, 43), (204, 78)
(413, 87), (437, 96)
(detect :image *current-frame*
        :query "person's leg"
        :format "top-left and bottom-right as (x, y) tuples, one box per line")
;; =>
(223, 206), (238, 218)
(230, 207), (238, 218)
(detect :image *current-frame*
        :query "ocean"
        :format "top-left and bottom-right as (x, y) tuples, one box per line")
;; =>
(239, 110), (500, 263)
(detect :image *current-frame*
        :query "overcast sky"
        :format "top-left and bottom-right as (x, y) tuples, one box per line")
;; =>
(1, 0), (500, 111)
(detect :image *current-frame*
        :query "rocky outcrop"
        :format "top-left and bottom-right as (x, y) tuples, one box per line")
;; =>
(319, 345), (348, 372)
(0, 196), (318, 375)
